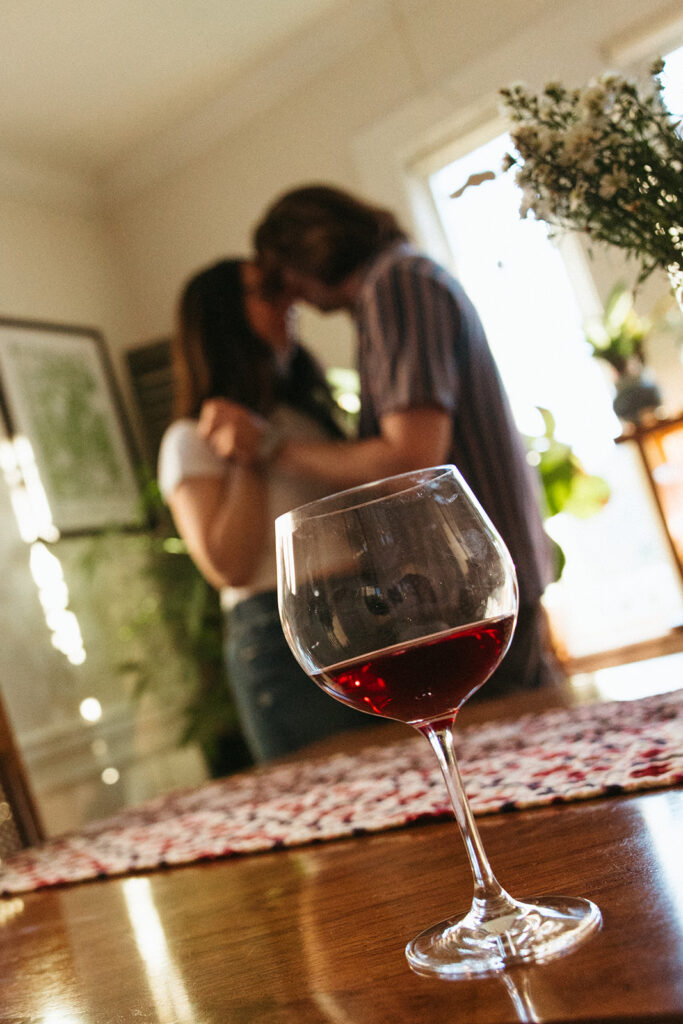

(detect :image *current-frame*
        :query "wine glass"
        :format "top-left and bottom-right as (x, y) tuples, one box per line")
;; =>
(275, 465), (601, 979)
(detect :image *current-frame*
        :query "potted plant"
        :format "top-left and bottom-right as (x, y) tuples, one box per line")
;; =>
(583, 283), (661, 424)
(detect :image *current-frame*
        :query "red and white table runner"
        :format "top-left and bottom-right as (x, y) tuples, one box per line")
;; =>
(1, 689), (681, 894)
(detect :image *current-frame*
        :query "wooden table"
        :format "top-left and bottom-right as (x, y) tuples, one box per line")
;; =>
(1, 687), (681, 1023)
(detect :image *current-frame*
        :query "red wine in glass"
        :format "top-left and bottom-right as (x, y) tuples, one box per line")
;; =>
(276, 465), (601, 978)
(312, 614), (515, 725)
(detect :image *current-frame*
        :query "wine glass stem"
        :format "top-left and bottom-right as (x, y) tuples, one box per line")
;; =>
(420, 723), (509, 905)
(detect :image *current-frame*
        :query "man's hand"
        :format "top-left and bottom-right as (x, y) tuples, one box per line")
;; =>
(198, 398), (269, 464)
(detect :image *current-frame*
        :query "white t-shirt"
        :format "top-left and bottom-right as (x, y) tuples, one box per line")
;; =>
(157, 405), (335, 610)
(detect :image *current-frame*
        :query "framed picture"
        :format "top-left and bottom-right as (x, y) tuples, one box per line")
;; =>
(0, 318), (145, 535)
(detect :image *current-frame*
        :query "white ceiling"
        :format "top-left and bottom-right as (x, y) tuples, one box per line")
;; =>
(0, 0), (350, 181)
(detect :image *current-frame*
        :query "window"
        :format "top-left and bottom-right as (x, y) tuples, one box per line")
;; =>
(423, 48), (683, 660)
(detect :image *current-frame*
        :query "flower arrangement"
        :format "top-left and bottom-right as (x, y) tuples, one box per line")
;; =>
(496, 60), (683, 284)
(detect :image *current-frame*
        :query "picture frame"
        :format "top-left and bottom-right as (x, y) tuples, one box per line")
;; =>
(0, 317), (145, 535)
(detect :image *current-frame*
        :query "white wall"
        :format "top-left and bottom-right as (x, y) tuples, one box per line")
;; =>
(0, 198), (117, 325)
(0, 186), (144, 446)
(3, 0), (678, 367)
(107, 12), (418, 365)
(106, 0), (683, 369)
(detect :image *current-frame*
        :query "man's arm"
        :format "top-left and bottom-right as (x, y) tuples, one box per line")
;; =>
(276, 406), (452, 488)
(196, 396), (452, 487)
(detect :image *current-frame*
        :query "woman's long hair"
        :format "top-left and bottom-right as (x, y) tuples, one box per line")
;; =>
(171, 257), (344, 438)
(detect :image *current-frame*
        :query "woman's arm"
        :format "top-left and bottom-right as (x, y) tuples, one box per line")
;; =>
(168, 464), (269, 590)
(197, 399), (452, 490)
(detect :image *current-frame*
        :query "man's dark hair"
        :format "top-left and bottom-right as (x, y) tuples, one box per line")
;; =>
(254, 184), (408, 293)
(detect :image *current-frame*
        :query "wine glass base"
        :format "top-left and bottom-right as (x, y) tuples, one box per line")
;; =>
(406, 896), (601, 979)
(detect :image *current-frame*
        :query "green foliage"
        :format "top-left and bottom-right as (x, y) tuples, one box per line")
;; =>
(325, 366), (362, 434)
(525, 408), (610, 582)
(526, 408), (610, 520)
(93, 467), (252, 778)
(583, 283), (649, 374)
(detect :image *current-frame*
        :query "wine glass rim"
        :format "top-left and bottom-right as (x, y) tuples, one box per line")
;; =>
(276, 464), (459, 527)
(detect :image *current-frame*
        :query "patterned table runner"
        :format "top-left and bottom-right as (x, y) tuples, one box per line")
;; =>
(1, 689), (681, 894)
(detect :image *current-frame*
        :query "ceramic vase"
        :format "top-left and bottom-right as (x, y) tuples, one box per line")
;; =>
(612, 366), (662, 426)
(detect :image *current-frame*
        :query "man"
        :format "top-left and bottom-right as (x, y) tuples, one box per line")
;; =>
(203, 184), (560, 696)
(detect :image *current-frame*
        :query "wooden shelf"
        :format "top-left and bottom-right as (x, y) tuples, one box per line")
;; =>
(615, 412), (683, 587)
(562, 627), (683, 675)
(614, 411), (683, 446)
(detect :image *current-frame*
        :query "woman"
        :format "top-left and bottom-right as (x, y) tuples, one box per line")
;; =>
(158, 258), (369, 761)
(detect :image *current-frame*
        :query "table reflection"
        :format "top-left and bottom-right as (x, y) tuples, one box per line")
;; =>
(122, 877), (196, 1023)
(0, 896), (23, 926)
(637, 792), (683, 930)
(293, 844), (556, 1023)
(501, 970), (540, 1022)
(39, 1010), (86, 1024)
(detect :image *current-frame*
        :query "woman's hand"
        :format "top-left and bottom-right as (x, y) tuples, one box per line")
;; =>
(198, 398), (269, 464)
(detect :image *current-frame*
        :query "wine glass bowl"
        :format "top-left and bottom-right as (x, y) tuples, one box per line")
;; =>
(277, 465), (517, 726)
(276, 465), (601, 978)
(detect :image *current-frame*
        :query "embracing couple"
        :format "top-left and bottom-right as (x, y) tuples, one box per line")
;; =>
(158, 184), (561, 765)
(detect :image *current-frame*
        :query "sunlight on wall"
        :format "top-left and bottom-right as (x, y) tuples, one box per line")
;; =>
(0, 433), (89, 665)
(0, 435), (58, 543)
(101, 766), (120, 785)
(29, 542), (86, 665)
(0, 430), (125, 790)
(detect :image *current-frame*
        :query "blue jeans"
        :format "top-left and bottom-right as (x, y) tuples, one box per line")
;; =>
(224, 590), (373, 762)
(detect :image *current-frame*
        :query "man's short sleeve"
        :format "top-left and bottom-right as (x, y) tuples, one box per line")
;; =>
(361, 257), (461, 421)
(157, 419), (227, 500)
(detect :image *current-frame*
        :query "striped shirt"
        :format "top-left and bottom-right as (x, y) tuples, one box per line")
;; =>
(354, 242), (553, 605)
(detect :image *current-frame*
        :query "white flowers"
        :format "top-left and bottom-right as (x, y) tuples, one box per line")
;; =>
(598, 170), (629, 200)
(498, 61), (683, 281)
(519, 187), (537, 219)
(578, 83), (608, 117)
(561, 124), (596, 161)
